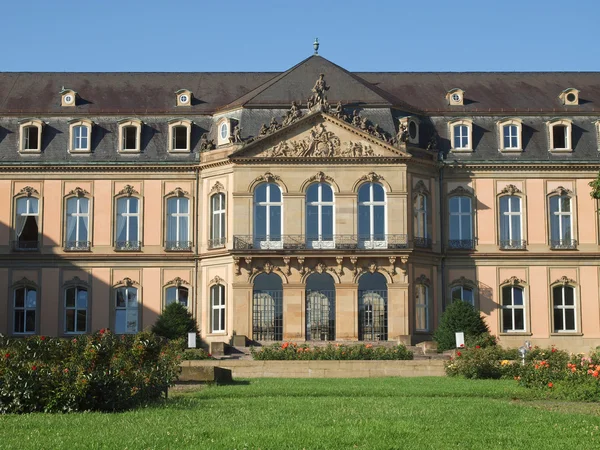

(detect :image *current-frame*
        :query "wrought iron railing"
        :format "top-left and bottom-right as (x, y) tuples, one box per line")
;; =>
(232, 234), (409, 251)
(499, 239), (527, 250)
(448, 239), (476, 250)
(115, 240), (141, 251)
(550, 239), (577, 250)
(207, 237), (227, 249)
(413, 237), (432, 248)
(64, 240), (91, 251)
(12, 240), (39, 251)
(165, 240), (192, 251)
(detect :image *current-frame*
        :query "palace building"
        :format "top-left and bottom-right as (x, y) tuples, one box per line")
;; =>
(1, 51), (600, 352)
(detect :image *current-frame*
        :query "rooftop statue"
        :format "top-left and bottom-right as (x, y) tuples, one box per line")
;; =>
(308, 73), (330, 110)
(230, 124), (242, 143)
(200, 133), (216, 151)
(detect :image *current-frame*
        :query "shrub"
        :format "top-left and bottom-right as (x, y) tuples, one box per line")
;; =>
(182, 349), (213, 360)
(152, 302), (199, 343)
(445, 345), (519, 379)
(0, 330), (182, 413)
(433, 301), (490, 351)
(250, 343), (413, 361)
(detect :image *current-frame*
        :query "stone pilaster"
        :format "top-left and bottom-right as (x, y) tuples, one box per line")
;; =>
(335, 283), (359, 340)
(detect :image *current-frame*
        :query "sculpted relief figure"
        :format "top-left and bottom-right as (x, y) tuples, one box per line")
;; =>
(307, 73), (330, 110)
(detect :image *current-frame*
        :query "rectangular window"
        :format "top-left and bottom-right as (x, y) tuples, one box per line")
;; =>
(415, 285), (429, 331)
(501, 286), (525, 332)
(65, 197), (90, 250)
(15, 197), (39, 251)
(453, 125), (469, 149)
(166, 197), (190, 250)
(24, 126), (39, 150)
(211, 284), (226, 333)
(65, 287), (88, 333)
(499, 196), (523, 249)
(448, 196), (473, 248)
(73, 126), (88, 151)
(549, 195), (574, 248)
(116, 197), (140, 250)
(173, 126), (188, 150)
(210, 194), (226, 248)
(553, 285), (576, 332)
(13, 287), (36, 333)
(115, 286), (138, 334)
(123, 126), (137, 150)
(503, 125), (519, 149)
(552, 125), (567, 149)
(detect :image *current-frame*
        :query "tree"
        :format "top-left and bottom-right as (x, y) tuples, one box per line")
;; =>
(433, 301), (490, 351)
(152, 302), (199, 343)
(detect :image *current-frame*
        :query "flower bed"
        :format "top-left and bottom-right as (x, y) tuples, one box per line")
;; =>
(250, 342), (413, 360)
(0, 330), (182, 413)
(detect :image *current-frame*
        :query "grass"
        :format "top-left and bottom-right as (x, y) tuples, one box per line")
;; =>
(2, 377), (600, 449)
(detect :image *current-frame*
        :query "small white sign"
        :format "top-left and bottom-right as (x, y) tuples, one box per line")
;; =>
(187, 332), (197, 349)
(455, 332), (465, 348)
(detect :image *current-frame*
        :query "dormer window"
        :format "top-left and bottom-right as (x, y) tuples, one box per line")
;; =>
(69, 119), (93, 153)
(594, 120), (600, 151)
(559, 88), (579, 106)
(60, 88), (77, 107)
(175, 89), (192, 107)
(19, 119), (44, 153)
(399, 116), (420, 144)
(497, 118), (522, 152)
(446, 88), (465, 106)
(448, 118), (472, 151)
(168, 119), (192, 153)
(217, 118), (231, 146)
(118, 118), (142, 153)
(547, 118), (572, 152)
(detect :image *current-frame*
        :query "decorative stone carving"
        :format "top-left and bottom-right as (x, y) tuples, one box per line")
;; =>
(450, 276), (476, 288)
(367, 262), (378, 274)
(233, 257), (241, 275)
(19, 186), (39, 197)
(281, 101), (303, 127)
(13, 276), (37, 287)
(308, 73), (330, 110)
(553, 276), (576, 286)
(332, 101), (346, 120)
(336, 256), (344, 275)
(396, 121), (409, 143)
(306, 171), (334, 185)
(282, 257), (291, 275)
(426, 130), (439, 151)
(229, 124), (242, 144)
(388, 256), (397, 275)
(342, 141), (376, 157)
(68, 187), (89, 197)
(263, 261), (274, 274)
(210, 181), (225, 194)
(549, 186), (573, 197)
(166, 276), (189, 287)
(254, 172), (282, 184)
(115, 277), (137, 287)
(413, 180), (430, 196)
(448, 185), (470, 197)
(210, 275), (224, 285)
(118, 185), (139, 197)
(297, 257), (305, 274)
(244, 257), (252, 266)
(358, 172), (384, 184)
(415, 274), (431, 286)
(166, 187), (188, 197)
(315, 262), (327, 274)
(200, 133), (216, 151)
(501, 276), (525, 286)
(350, 257), (358, 275)
(263, 124), (344, 158)
(500, 184), (522, 195)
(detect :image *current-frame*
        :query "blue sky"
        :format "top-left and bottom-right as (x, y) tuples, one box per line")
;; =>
(2, 0), (599, 72)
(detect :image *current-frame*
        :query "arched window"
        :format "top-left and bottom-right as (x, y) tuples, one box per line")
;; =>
(358, 272), (387, 340)
(305, 273), (335, 341)
(69, 119), (93, 153)
(414, 193), (429, 247)
(499, 195), (523, 249)
(448, 196), (473, 249)
(15, 196), (39, 251)
(415, 283), (429, 332)
(306, 183), (334, 248)
(501, 284), (525, 332)
(115, 285), (139, 334)
(210, 193), (226, 249)
(449, 119), (473, 151)
(358, 183), (386, 249)
(116, 196), (140, 250)
(166, 286), (189, 307)
(211, 284), (226, 333)
(65, 196), (90, 250)
(450, 285), (474, 306)
(253, 183), (282, 249)
(13, 285), (37, 334)
(549, 194), (574, 249)
(253, 273), (283, 341)
(553, 284), (576, 332)
(166, 196), (190, 250)
(65, 286), (88, 333)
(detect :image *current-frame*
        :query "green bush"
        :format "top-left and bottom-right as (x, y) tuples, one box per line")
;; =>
(445, 345), (519, 379)
(250, 343), (413, 361)
(182, 348), (213, 360)
(152, 302), (199, 343)
(0, 330), (182, 413)
(433, 301), (490, 351)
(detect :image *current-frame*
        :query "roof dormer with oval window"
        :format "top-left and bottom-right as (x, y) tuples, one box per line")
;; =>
(446, 88), (465, 106)
(60, 87), (77, 107)
(559, 88), (580, 106)
(175, 89), (192, 107)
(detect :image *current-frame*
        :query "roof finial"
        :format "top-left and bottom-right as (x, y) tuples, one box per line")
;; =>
(313, 38), (319, 55)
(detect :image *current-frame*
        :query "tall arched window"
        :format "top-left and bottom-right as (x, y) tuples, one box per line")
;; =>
(553, 284), (576, 332)
(448, 196), (473, 249)
(306, 183), (334, 248)
(15, 196), (39, 251)
(501, 284), (525, 332)
(166, 286), (189, 307)
(166, 196), (190, 250)
(254, 183), (282, 249)
(549, 195), (575, 249)
(115, 285), (139, 334)
(210, 193), (226, 249)
(358, 183), (386, 249)
(306, 273), (335, 341)
(13, 285), (37, 334)
(253, 273), (283, 341)
(65, 196), (90, 250)
(65, 286), (88, 333)
(116, 197), (140, 250)
(358, 272), (388, 340)
(415, 283), (429, 332)
(499, 195), (523, 249)
(211, 284), (226, 333)
(414, 193), (429, 247)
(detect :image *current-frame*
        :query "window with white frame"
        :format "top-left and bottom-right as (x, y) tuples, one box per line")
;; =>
(15, 196), (39, 250)
(358, 183), (386, 248)
(73, 126), (88, 150)
(448, 196), (473, 249)
(65, 196), (90, 250)
(166, 286), (189, 307)
(499, 195), (523, 249)
(168, 119), (192, 152)
(64, 286), (88, 333)
(118, 119), (142, 153)
(210, 193), (226, 248)
(451, 285), (474, 306)
(415, 284), (429, 331)
(69, 119), (93, 153)
(166, 196), (190, 250)
(547, 119), (572, 151)
(115, 197), (140, 250)
(549, 195), (574, 248)
(19, 119), (43, 153)
(501, 285), (525, 332)
(449, 120), (472, 151)
(414, 193), (428, 240)
(552, 284), (576, 332)
(254, 183), (282, 247)
(211, 284), (226, 333)
(115, 286), (139, 334)
(13, 286), (37, 334)
(306, 183), (334, 248)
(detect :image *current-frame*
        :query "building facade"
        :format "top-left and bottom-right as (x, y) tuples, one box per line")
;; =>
(1, 55), (600, 352)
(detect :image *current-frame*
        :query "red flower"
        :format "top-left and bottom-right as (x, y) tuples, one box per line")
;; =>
(4, 353), (9, 359)
(31, 365), (37, 371)
(456, 351), (462, 357)
(40, 336), (46, 341)
(475, 345), (481, 349)
(281, 342), (289, 349)
(460, 344), (465, 348)
(551, 347), (556, 353)
(63, 368), (69, 374)
(207, 353), (212, 357)
(548, 382), (553, 388)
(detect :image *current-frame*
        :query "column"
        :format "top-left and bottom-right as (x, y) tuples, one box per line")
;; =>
(283, 283), (304, 340)
(388, 283), (410, 343)
(335, 283), (358, 340)
(232, 282), (252, 338)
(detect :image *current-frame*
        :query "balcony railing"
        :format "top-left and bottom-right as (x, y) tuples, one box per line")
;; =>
(208, 237), (227, 249)
(64, 240), (91, 251)
(413, 237), (432, 248)
(115, 240), (141, 251)
(499, 239), (527, 250)
(12, 240), (39, 251)
(550, 239), (577, 250)
(165, 240), (192, 251)
(448, 239), (476, 250)
(232, 234), (409, 251)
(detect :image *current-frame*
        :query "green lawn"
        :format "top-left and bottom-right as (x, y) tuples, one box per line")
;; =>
(2, 377), (600, 449)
